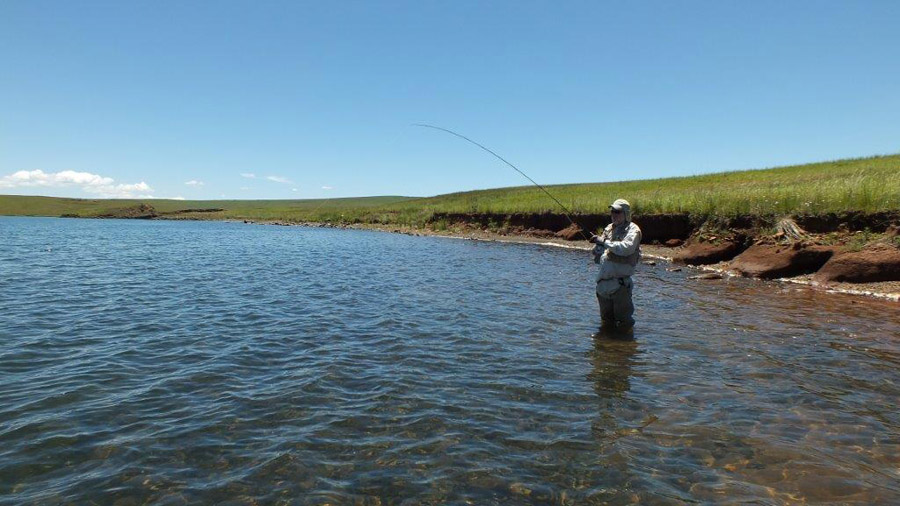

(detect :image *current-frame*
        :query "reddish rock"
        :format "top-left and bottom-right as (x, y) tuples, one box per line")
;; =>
(672, 241), (742, 265)
(729, 244), (836, 279)
(813, 244), (900, 283)
(554, 224), (585, 241)
(664, 238), (683, 247)
(689, 272), (724, 280)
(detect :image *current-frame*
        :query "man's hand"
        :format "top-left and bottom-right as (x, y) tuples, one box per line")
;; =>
(590, 234), (610, 247)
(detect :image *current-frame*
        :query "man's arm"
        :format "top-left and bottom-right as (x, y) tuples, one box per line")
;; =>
(603, 225), (641, 256)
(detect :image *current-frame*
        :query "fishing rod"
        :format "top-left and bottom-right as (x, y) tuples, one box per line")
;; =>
(413, 123), (590, 241)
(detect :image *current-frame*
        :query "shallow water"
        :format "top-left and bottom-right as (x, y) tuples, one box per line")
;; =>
(1, 216), (898, 505)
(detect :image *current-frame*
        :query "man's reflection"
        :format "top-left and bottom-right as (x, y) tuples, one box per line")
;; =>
(588, 332), (639, 440)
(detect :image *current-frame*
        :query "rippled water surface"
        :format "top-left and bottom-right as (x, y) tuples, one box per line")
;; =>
(1, 217), (899, 504)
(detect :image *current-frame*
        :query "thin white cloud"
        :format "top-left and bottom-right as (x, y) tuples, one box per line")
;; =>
(292, 188), (298, 192)
(321, 186), (334, 190)
(185, 180), (204, 186)
(0, 169), (112, 187)
(0, 169), (154, 198)
(240, 173), (256, 179)
(239, 186), (251, 191)
(266, 175), (292, 184)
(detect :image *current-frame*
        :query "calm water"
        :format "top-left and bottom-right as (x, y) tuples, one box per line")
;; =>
(1, 217), (898, 505)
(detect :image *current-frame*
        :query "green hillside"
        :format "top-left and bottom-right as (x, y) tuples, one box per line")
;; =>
(0, 195), (417, 222)
(385, 154), (899, 217)
(1, 154), (898, 226)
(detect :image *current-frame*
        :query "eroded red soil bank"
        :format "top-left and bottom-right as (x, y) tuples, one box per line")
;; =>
(433, 212), (695, 243)
(429, 211), (900, 287)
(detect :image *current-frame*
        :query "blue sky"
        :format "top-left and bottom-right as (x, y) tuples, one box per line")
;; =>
(1, 0), (898, 200)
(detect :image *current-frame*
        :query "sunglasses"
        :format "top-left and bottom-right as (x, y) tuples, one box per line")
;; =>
(610, 209), (623, 214)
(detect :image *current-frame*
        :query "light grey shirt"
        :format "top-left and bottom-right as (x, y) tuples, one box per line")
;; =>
(594, 221), (642, 294)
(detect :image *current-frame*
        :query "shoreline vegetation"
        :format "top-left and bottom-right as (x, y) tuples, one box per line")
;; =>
(2, 154), (899, 300)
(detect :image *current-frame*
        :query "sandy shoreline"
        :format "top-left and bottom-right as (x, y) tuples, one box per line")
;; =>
(246, 219), (900, 303)
(52, 213), (900, 302)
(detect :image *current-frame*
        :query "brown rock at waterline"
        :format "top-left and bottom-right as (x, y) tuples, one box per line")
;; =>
(728, 244), (836, 279)
(813, 244), (900, 283)
(554, 223), (585, 241)
(671, 241), (742, 265)
(689, 272), (724, 280)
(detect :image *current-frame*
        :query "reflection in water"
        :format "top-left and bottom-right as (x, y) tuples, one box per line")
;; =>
(587, 335), (644, 447)
(588, 333), (638, 407)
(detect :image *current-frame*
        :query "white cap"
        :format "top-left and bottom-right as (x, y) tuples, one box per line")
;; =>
(609, 199), (632, 221)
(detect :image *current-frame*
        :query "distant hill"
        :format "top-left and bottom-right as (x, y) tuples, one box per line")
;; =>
(1, 154), (898, 225)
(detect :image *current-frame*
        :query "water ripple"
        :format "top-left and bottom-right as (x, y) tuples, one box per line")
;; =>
(1, 217), (899, 504)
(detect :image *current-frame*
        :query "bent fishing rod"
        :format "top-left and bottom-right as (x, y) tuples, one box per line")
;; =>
(413, 123), (590, 241)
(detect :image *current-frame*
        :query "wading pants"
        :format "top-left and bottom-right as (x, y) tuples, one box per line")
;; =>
(597, 277), (634, 328)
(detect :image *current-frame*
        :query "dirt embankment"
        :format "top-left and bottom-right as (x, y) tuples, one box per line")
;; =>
(427, 211), (900, 296)
(164, 208), (225, 215)
(95, 203), (159, 219)
(432, 210), (898, 241)
(432, 212), (695, 243)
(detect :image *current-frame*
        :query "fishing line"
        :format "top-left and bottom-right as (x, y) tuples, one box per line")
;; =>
(413, 123), (589, 240)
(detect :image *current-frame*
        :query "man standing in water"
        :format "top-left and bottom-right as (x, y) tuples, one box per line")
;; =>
(590, 199), (642, 333)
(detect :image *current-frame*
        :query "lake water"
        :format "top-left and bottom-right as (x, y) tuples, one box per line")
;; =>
(1, 216), (898, 505)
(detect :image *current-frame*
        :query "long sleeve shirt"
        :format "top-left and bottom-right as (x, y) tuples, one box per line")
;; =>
(594, 221), (642, 290)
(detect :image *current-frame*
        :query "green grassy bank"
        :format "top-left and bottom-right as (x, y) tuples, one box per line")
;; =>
(0, 195), (417, 222)
(381, 154), (900, 222)
(2, 154), (898, 226)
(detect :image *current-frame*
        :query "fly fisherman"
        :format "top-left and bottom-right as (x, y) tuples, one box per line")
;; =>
(590, 199), (642, 332)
